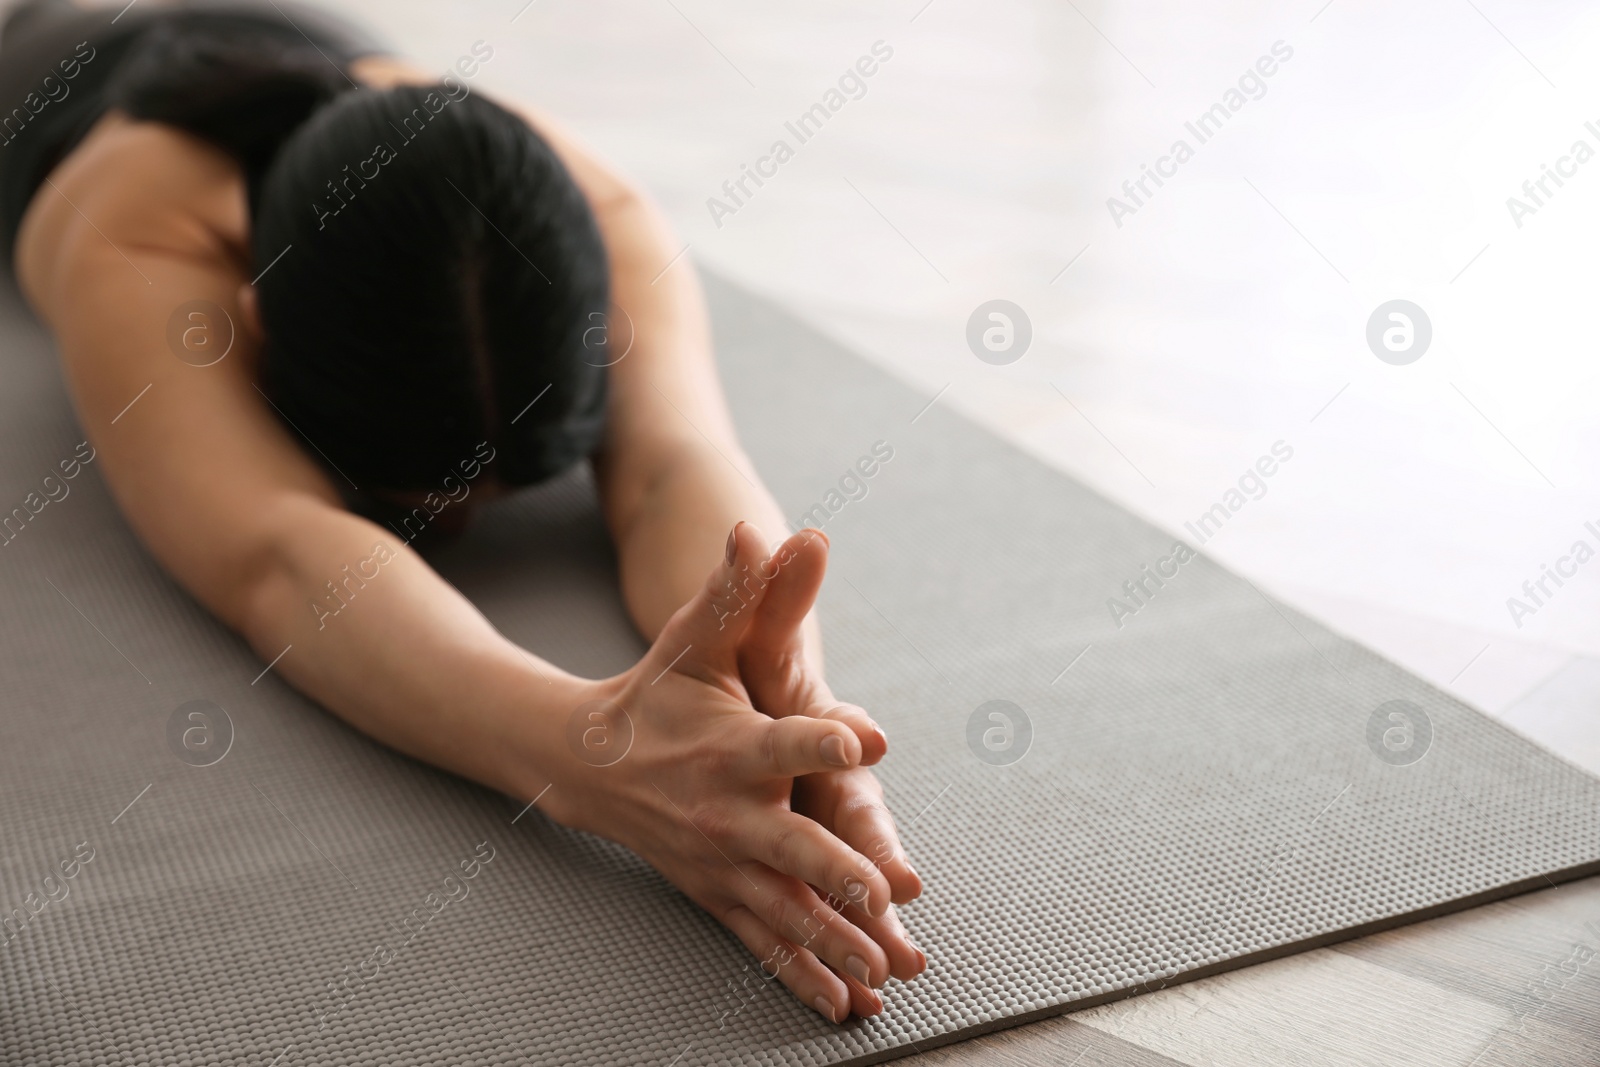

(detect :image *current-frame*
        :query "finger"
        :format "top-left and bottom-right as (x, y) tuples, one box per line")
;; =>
(739, 714), (862, 779)
(797, 769), (921, 904)
(734, 529), (889, 760)
(831, 786), (922, 905)
(738, 866), (892, 989)
(739, 652), (885, 763)
(743, 527), (828, 657)
(825, 895), (926, 983)
(812, 702), (887, 765)
(719, 904), (851, 1023)
(649, 521), (775, 680)
(841, 970), (884, 1018)
(735, 809), (893, 918)
(737, 645), (887, 764)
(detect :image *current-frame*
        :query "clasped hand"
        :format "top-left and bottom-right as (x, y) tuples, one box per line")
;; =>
(538, 522), (925, 1022)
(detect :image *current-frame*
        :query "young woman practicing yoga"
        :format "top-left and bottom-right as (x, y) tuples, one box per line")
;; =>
(1, 0), (924, 1021)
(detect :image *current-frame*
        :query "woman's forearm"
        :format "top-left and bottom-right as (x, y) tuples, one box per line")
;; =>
(239, 494), (578, 803)
(525, 120), (828, 670)
(612, 442), (825, 668)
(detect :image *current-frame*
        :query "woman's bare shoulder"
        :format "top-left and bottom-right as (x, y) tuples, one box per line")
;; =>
(15, 112), (251, 308)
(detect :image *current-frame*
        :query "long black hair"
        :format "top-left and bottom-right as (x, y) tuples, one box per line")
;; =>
(107, 22), (610, 492)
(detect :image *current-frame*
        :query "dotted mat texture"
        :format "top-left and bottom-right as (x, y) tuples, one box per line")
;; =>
(1, 274), (1597, 1067)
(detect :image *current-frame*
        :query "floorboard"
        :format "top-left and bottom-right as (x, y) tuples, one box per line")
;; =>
(913, 877), (1600, 1066)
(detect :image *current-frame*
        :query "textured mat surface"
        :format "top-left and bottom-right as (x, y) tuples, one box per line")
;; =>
(1, 272), (1597, 1067)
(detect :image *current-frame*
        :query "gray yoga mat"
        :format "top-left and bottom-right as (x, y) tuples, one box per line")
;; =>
(1, 271), (1597, 1067)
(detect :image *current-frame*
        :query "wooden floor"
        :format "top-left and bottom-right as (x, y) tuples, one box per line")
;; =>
(909, 874), (1600, 1067)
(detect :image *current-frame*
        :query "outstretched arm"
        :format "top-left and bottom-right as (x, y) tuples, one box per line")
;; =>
(351, 56), (821, 661)
(16, 113), (579, 807)
(490, 97), (928, 1017)
(509, 102), (821, 658)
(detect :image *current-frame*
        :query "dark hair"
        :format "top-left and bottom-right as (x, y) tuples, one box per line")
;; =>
(106, 21), (351, 212)
(109, 28), (610, 492)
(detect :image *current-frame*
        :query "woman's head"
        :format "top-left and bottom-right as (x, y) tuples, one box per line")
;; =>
(251, 84), (610, 495)
(108, 27), (610, 499)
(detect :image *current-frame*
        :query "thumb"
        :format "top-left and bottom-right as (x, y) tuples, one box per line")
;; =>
(737, 528), (888, 763)
(743, 526), (828, 661)
(647, 521), (777, 680)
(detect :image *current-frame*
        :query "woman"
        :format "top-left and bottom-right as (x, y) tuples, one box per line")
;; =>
(2, 0), (925, 1022)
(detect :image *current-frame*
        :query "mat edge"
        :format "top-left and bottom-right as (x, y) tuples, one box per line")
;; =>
(831, 859), (1600, 1067)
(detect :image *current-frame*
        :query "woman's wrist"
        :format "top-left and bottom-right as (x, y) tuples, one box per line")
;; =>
(481, 648), (603, 813)
(493, 653), (637, 829)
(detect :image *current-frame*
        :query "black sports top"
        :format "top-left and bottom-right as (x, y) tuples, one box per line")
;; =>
(0, 0), (390, 260)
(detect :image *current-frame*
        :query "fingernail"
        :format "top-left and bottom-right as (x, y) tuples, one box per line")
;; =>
(846, 955), (870, 985)
(725, 522), (742, 565)
(843, 972), (882, 1013)
(813, 995), (836, 1022)
(821, 734), (848, 767)
(872, 722), (888, 748)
